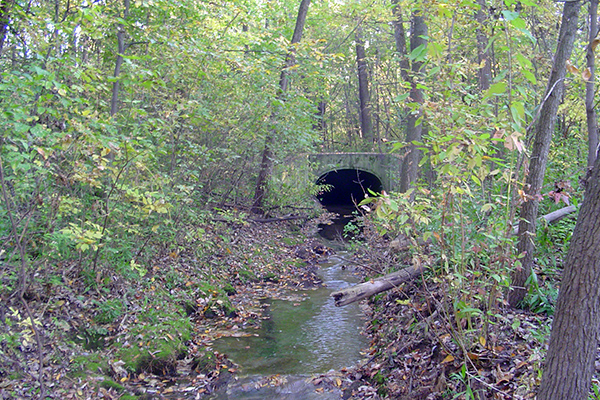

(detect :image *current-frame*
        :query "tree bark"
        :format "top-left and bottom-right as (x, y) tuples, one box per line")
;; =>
(392, 0), (410, 83)
(586, 0), (599, 168)
(537, 150), (600, 400)
(331, 263), (427, 307)
(508, 0), (581, 307)
(475, 0), (491, 91)
(110, 0), (130, 116)
(399, 12), (427, 193)
(355, 25), (373, 147)
(251, 0), (311, 214)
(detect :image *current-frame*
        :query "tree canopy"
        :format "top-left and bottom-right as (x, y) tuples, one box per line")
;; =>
(1, 0), (599, 398)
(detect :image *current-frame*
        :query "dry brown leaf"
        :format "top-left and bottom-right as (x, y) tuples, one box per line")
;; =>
(566, 60), (579, 74)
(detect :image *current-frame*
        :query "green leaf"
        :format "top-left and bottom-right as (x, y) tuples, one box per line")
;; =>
(484, 82), (506, 98)
(522, 69), (537, 84)
(515, 53), (532, 70)
(409, 44), (428, 63)
(511, 102), (525, 124)
(509, 17), (526, 30)
(501, 10), (520, 21)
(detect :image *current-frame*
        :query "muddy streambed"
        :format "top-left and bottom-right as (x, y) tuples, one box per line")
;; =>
(207, 252), (368, 399)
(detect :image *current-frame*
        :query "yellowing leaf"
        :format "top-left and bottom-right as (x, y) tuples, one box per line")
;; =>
(479, 336), (487, 348)
(335, 378), (342, 387)
(36, 147), (47, 159)
(442, 354), (454, 363)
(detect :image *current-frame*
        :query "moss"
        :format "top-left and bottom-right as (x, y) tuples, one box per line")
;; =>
(100, 379), (126, 392)
(69, 353), (107, 377)
(116, 306), (192, 374)
(119, 395), (139, 400)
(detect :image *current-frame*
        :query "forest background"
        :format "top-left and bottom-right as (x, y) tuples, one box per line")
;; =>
(1, 0), (599, 399)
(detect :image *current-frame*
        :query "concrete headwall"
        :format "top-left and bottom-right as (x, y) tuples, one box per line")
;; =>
(308, 152), (402, 192)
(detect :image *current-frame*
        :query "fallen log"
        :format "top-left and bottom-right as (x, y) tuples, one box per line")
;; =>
(331, 263), (427, 307)
(512, 205), (577, 235)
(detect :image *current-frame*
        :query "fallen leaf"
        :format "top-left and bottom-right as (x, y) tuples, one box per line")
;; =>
(442, 354), (454, 364)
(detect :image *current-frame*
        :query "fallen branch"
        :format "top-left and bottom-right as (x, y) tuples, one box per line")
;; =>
(250, 215), (306, 223)
(512, 205), (577, 235)
(331, 263), (427, 307)
(211, 215), (307, 224)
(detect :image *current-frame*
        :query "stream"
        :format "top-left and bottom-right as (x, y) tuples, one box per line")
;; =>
(207, 251), (368, 399)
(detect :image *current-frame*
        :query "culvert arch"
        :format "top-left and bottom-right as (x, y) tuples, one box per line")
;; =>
(316, 169), (383, 207)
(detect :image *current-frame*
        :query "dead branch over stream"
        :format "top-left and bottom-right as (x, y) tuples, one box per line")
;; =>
(331, 263), (427, 306)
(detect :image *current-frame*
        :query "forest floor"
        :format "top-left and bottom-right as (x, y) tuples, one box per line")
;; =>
(0, 210), (584, 399)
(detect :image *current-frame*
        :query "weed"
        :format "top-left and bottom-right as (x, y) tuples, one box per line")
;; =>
(524, 270), (558, 316)
(590, 379), (600, 400)
(450, 364), (476, 400)
(93, 299), (124, 324)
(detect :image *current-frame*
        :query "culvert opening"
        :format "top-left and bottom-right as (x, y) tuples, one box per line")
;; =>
(316, 169), (383, 208)
(315, 169), (384, 241)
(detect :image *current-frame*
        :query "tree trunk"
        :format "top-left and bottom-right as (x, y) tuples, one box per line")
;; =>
(392, 0), (410, 83)
(331, 263), (427, 307)
(110, 0), (130, 117)
(251, 0), (311, 214)
(586, 0), (599, 168)
(509, 0), (581, 308)
(399, 12), (427, 193)
(475, 0), (491, 91)
(355, 25), (373, 147)
(537, 154), (600, 400)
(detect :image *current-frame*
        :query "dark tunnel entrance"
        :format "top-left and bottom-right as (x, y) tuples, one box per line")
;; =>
(315, 169), (383, 240)
(316, 169), (384, 208)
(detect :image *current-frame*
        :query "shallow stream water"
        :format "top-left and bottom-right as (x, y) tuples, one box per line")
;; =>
(208, 251), (367, 399)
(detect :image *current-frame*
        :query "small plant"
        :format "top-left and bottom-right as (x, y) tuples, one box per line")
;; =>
(93, 299), (124, 324)
(524, 270), (558, 316)
(450, 364), (476, 400)
(590, 379), (600, 400)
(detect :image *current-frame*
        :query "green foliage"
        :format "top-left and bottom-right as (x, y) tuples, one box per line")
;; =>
(450, 364), (477, 400)
(93, 299), (125, 325)
(591, 380), (600, 400)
